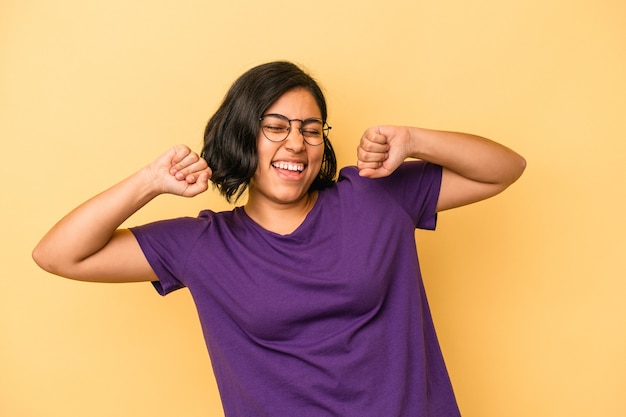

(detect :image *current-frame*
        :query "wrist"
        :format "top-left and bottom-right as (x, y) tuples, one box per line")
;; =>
(405, 127), (426, 159)
(133, 165), (166, 201)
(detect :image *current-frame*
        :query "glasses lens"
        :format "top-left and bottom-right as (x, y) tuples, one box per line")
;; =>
(300, 120), (326, 146)
(260, 115), (330, 146)
(261, 115), (290, 142)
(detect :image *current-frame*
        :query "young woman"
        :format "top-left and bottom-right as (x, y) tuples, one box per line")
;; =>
(33, 61), (525, 417)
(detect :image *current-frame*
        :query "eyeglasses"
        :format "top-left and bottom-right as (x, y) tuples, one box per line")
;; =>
(259, 113), (331, 146)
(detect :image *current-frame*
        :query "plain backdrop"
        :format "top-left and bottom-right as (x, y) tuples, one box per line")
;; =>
(2, 0), (625, 416)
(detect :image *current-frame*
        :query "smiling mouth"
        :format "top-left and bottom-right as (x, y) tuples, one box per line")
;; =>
(272, 161), (305, 172)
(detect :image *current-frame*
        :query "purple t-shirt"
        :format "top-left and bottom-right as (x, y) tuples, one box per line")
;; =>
(131, 161), (460, 417)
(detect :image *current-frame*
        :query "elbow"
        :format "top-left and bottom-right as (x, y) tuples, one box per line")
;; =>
(510, 153), (527, 184)
(32, 241), (95, 281)
(32, 244), (53, 274)
(516, 153), (527, 180)
(498, 150), (526, 187)
(32, 243), (65, 277)
(493, 153), (526, 192)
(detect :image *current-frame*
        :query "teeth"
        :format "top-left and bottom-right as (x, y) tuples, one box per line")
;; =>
(273, 162), (304, 172)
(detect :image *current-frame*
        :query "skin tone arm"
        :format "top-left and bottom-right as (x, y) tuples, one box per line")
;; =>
(32, 145), (212, 283)
(34, 127), (521, 281)
(356, 126), (526, 211)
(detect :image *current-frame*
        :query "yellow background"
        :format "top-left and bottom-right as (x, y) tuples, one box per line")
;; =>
(2, 0), (625, 416)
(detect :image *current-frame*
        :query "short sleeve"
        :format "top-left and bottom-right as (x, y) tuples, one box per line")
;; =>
(130, 216), (208, 296)
(339, 160), (442, 230)
(369, 161), (442, 230)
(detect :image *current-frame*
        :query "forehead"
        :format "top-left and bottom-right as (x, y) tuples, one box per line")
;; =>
(264, 88), (321, 118)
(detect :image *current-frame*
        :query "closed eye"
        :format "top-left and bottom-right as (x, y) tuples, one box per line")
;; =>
(265, 125), (289, 132)
(302, 129), (321, 136)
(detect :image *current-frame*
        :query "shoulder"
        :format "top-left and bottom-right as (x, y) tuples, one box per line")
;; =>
(131, 209), (235, 242)
(336, 161), (441, 190)
(335, 165), (371, 191)
(332, 162), (442, 230)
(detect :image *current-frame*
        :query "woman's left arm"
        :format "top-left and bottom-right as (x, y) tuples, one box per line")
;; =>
(356, 126), (526, 211)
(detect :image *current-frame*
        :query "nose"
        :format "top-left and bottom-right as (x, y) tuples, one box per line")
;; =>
(284, 124), (306, 152)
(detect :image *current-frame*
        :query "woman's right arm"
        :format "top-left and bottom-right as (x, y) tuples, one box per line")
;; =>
(32, 145), (211, 283)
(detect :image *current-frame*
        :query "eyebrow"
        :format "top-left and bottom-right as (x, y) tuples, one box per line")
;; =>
(263, 113), (323, 123)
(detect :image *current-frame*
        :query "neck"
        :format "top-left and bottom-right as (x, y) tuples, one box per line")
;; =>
(244, 191), (318, 235)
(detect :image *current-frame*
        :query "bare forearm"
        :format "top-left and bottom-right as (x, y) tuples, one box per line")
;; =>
(33, 145), (211, 282)
(407, 127), (526, 186)
(357, 125), (525, 211)
(32, 167), (159, 273)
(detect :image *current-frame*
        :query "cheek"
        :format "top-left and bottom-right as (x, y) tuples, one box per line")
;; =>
(310, 146), (325, 167)
(255, 137), (275, 165)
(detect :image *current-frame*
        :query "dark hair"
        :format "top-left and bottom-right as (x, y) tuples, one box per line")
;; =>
(201, 61), (337, 202)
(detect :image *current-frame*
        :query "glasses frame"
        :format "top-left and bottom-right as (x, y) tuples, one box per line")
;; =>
(259, 113), (331, 146)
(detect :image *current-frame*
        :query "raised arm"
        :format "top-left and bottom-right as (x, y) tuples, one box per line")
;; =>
(356, 126), (526, 211)
(32, 145), (211, 283)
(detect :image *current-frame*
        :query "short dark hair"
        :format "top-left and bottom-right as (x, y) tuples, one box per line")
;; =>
(201, 61), (337, 202)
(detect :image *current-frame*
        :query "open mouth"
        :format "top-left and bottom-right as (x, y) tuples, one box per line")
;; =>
(271, 161), (305, 173)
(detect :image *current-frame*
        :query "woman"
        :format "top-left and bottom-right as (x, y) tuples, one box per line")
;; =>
(33, 61), (525, 416)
